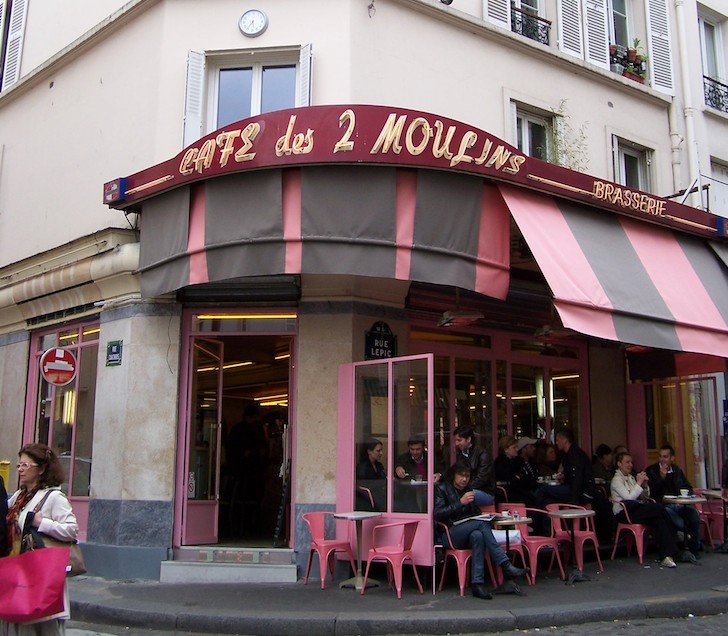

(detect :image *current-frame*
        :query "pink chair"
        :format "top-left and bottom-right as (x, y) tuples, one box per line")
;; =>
(693, 489), (715, 548)
(546, 503), (604, 572)
(436, 522), (474, 596)
(302, 511), (357, 589)
(520, 507), (566, 584)
(610, 500), (650, 564)
(361, 521), (424, 598)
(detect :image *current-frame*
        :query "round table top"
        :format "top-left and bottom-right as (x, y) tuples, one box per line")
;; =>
(547, 508), (595, 519)
(492, 516), (532, 528)
(663, 495), (707, 505)
(334, 511), (382, 521)
(700, 489), (723, 500)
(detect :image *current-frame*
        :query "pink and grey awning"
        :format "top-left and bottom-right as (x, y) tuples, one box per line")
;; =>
(502, 185), (728, 357)
(137, 166), (511, 302)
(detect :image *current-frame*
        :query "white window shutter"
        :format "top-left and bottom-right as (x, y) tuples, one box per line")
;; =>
(296, 43), (312, 107)
(183, 50), (205, 147)
(1, 0), (27, 91)
(557, 0), (584, 59)
(483, 0), (510, 30)
(647, 0), (674, 95)
(584, 0), (609, 69)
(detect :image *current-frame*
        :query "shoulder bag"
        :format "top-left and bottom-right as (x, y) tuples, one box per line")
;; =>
(21, 489), (87, 577)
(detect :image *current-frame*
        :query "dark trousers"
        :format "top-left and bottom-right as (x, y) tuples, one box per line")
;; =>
(445, 520), (509, 585)
(616, 501), (677, 559)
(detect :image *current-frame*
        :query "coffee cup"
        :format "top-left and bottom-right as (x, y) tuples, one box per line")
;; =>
(680, 488), (689, 497)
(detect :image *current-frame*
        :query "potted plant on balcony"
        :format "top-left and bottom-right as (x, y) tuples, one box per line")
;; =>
(623, 61), (646, 84)
(628, 38), (644, 64)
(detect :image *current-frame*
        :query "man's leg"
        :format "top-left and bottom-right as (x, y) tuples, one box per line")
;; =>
(473, 490), (495, 507)
(680, 506), (701, 554)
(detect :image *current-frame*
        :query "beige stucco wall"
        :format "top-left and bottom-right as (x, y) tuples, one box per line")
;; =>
(92, 306), (180, 500)
(588, 342), (628, 452)
(0, 335), (30, 488)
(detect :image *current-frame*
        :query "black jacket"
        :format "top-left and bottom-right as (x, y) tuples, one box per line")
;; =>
(562, 444), (596, 504)
(456, 445), (494, 494)
(645, 462), (692, 499)
(434, 480), (481, 529)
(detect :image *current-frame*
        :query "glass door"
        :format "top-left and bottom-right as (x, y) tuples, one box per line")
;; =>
(182, 338), (224, 545)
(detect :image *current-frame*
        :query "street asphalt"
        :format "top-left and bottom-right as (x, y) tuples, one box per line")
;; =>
(67, 547), (728, 636)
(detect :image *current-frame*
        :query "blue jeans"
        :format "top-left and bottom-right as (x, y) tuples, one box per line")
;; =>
(666, 504), (701, 552)
(445, 519), (508, 585)
(473, 490), (495, 507)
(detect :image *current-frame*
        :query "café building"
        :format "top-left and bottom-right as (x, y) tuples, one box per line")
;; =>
(95, 103), (728, 578)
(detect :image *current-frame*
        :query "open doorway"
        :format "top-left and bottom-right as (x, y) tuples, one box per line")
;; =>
(181, 315), (294, 549)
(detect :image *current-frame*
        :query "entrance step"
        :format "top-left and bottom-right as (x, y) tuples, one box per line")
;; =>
(161, 547), (297, 583)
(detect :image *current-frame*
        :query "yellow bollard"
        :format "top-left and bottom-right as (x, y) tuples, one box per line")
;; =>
(0, 460), (9, 486)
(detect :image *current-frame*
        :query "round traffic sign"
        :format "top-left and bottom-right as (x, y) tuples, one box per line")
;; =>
(40, 348), (78, 386)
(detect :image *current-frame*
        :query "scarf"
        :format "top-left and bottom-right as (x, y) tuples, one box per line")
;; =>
(6, 488), (37, 556)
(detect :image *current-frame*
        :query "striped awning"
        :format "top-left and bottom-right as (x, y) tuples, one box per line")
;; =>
(501, 184), (728, 357)
(137, 166), (511, 301)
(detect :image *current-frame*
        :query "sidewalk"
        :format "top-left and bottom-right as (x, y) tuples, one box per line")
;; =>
(69, 550), (728, 636)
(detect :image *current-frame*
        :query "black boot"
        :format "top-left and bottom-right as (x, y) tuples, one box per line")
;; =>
(471, 583), (492, 599)
(502, 562), (528, 580)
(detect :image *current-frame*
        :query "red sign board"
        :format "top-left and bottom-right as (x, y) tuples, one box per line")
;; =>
(40, 348), (78, 387)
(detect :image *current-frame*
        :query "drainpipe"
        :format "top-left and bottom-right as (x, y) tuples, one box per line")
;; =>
(673, 0), (701, 208)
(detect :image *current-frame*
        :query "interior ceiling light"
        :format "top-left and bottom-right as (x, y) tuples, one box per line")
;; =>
(437, 310), (484, 327)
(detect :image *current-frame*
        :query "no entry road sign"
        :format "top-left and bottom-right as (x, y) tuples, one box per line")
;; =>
(40, 348), (78, 386)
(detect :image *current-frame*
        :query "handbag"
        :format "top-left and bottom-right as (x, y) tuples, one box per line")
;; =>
(0, 546), (69, 622)
(20, 490), (87, 577)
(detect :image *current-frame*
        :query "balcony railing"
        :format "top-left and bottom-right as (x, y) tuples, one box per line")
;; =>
(511, 6), (551, 46)
(704, 76), (728, 114)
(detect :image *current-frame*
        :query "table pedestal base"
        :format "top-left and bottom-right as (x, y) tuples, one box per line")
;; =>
(716, 542), (728, 554)
(340, 575), (379, 591)
(566, 568), (591, 584)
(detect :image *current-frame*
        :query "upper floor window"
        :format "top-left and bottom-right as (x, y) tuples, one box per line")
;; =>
(511, 0), (551, 45)
(183, 45), (312, 147)
(515, 108), (551, 161)
(614, 137), (651, 191)
(609, 0), (630, 48)
(699, 13), (727, 112)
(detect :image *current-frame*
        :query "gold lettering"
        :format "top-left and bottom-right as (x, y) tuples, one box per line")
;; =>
(432, 120), (455, 160)
(275, 115), (298, 157)
(179, 148), (199, 176)
(291, 129), (314, 154)
(592, 179), (665, 217)
(234, 123), (260, 162)
(603, 183), (615, 201)
(405, 117), (432, 155)
(639, 194), (649, 213)
(485, 145), (512, 170)
(451, 131), (478, 167)
(217, 130), (241, 167)
(475, 139), (493, 165)
(593, 181), (605, 199)
(194, 140), (216, 173)
(334, 109), (356, 153)
(504, 154), (526, 175)
(371, 113), (406, 154)
(656, 200), (665, 215)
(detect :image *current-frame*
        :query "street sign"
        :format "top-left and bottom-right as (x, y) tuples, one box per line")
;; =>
(40, 348), (78, 386)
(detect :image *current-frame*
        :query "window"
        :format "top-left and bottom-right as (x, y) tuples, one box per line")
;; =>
(511, 0), (551, 45)
(699, 14), (727, 112)
(183, 45), (312, 147)
(609, 0), (630, 48)
(615, 138), (651, 190)
(515, 108), (551, 161)
(30, 322), (99, 497)
(707, 161), (728, 217)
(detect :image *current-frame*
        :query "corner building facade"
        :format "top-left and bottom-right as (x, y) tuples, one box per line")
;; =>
(1, 0), (727, 580)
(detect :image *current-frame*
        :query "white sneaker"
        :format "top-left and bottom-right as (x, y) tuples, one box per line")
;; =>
(660, 556), (677, 568)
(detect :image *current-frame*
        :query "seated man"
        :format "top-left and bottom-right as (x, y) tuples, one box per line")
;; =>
(534, 427), (613, 541)
(394, 438), (442, 483)
(511, 437), (540, 506)
(434, 462), (527, 599)
(645, 443), (701, 561)
(453, 425), (495, 507)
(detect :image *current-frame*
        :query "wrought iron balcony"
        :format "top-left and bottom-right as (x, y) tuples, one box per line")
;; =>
(704, 76), (728, 114)
(511, 6), (550, 46)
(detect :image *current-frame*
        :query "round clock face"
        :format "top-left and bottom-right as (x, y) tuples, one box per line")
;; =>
(239, 9), (268, 37)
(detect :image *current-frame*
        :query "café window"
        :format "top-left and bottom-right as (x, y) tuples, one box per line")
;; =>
(348, 355), (434, 515)
(30, 322), (99, 497)
(183, 45), (312, 146)
(514, 106), (552, 162)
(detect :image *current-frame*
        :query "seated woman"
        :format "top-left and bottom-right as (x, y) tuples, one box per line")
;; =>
(355, 437), (386, 511)
(536, 442), (559, 478)
(434, 461), (527, 599)
(610, 451), (679, 568)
